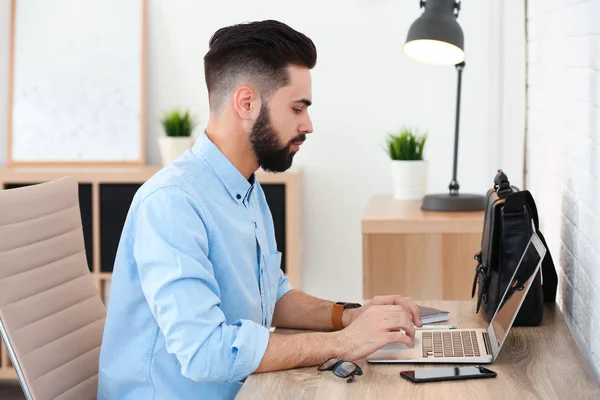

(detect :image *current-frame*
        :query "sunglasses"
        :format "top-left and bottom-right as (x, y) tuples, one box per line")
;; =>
(318, 357), (363, 383)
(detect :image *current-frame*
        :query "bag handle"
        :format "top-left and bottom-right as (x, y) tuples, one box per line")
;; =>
(494, 169), (512, 198)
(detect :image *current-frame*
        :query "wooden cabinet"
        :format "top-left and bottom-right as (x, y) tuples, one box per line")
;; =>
(362, 195), (484, 301)
(0, 165), (301, 379)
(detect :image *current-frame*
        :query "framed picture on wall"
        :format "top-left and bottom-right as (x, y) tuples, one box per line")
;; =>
(7, 0), (147, 165)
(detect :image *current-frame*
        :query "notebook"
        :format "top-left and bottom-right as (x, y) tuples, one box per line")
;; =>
(418, 305), (449, 324)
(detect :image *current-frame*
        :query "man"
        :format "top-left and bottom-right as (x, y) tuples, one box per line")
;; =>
(98, 20), (421, 399)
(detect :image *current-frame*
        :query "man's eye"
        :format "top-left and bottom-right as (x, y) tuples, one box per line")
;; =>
(293, 108), (302, 114)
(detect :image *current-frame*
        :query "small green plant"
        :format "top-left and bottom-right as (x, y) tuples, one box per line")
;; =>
(386, 127), (427, 161)
(160, 109), (197, 137)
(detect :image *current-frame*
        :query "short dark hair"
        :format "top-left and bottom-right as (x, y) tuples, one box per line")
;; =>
(204, 20), (317, 110)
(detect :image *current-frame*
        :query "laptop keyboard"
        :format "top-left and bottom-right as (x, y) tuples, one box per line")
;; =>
(422, 331), (481, 358)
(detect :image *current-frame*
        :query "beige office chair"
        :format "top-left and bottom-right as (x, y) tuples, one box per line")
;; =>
(0, 177), (106, 400)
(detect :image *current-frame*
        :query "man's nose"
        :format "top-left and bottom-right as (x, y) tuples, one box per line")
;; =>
(301, 116), (313, 134)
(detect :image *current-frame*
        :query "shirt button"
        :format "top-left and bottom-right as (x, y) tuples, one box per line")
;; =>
(236, 194), (241, 199)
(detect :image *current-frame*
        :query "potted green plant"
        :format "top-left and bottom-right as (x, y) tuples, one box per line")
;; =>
(158, 109), (197, 165)
(386, 127), (428, 200)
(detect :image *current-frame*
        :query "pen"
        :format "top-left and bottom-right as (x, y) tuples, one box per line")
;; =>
(416, 325), (457, 330)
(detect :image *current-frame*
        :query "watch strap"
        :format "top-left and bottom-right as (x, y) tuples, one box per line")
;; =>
(332, 302), (362, 331)
(332, 303), (345, 331)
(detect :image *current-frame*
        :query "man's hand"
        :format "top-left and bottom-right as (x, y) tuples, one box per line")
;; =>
(342, 295), (423, 328)
(337, 305), (416, 361)
(255, 294), (423, 373)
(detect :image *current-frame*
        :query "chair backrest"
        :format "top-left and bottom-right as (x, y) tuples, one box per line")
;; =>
(0, 177), (106, 400)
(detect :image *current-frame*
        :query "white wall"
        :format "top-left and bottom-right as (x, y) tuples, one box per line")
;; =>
(526, 0), (600, 383)
(0, 1), (511, 301)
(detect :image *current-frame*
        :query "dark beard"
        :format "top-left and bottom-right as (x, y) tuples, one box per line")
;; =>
(249, 104), (305, 173)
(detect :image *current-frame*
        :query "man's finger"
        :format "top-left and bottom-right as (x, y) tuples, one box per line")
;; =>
(399, 320), (415, 340)
(380, 301), (422, 327)
(386, 331), (414, 348)
(383, 314), (415, 339)
(399, 298), (422, 327)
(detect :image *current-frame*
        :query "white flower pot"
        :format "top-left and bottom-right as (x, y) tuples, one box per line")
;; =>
(391, 160), (428, 200)
(158, 136), (193, 165)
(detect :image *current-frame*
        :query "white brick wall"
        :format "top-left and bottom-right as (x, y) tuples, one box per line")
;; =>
(526, 0), (600, 384)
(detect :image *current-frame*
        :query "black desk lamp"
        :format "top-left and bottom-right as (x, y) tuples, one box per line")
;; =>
(403, 0), (485, 211)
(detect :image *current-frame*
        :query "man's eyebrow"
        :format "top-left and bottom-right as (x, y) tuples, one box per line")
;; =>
(293, 98), (312, 107)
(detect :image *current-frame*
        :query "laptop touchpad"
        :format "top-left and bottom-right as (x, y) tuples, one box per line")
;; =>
(379, 337), (421, 351)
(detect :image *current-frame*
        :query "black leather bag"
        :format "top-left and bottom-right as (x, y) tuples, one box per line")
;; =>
(471, 170), (558, 326)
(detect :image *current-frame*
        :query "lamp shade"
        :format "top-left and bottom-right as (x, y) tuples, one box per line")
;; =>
(403, 0), (465, 65)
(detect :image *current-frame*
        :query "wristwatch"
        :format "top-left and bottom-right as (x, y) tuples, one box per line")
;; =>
(332, 302), (362, 331)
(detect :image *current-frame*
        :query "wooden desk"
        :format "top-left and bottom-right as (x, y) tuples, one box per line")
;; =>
(362, 195), (484, 300)
(237, 300), (600, 399)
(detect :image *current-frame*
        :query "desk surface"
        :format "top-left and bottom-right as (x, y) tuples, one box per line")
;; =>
(237, 300), (600, 400)
(362, 195), (484, 234)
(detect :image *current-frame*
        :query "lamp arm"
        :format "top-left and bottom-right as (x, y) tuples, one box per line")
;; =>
(449, 61), (465, 196)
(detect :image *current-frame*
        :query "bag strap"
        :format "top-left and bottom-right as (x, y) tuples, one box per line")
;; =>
(504, 190), (539, 229)
(503, 190), (558, 302)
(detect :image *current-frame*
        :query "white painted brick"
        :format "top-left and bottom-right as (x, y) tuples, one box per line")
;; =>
(590, 285), (600, 359)
(571, 135), (594, 173)
(564, 0), (596, 36)
(578, 202), (600, 254)
(560, 215), (579, 257)
(573, 289), (592, 346)
(576, 236), (599, 285)
(567, 68), (595, 104)
(591, 358), (600, 387)
(589, 290), (600, 382)
(561, 267), (576, 318)
(594, 36), (600, 69)
(593, 0), (600, 35)
(590, 137), (599, 179)
(595, 70), (600, 107)
(560, 241), (578, 286)
(561, 185), (579, 225)
(563, 6), (581, 37)
(565, 98), (595, 138)
(567, 305), (590, 361)
(578, 135), (596, 171)
(561, 161), (595, 209)
(565, 36), (594, 68)
(561, 0), (590, 8)
(575, 166), (596, 208)
(574, 264), (593, 311)
(528, 1), (600, 384)
(560, 156), (576, 192)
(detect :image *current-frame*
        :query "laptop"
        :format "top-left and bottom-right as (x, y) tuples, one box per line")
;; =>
(367, 231), (547, 364)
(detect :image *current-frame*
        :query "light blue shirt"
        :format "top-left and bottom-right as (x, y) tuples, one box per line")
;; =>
(98, 131), (293, 399)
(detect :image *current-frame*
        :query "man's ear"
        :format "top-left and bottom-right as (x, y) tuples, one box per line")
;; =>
(233, 85), (261, 121)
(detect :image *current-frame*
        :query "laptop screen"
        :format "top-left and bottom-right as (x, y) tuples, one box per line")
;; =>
(488, 233), (546, 355)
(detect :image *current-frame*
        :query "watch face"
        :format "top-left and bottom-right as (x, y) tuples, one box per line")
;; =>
(337, 302), (362, 309)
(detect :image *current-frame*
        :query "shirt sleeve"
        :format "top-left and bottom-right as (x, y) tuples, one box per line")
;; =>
(132, 185), (270, 384)
(276, 268), (293, 302)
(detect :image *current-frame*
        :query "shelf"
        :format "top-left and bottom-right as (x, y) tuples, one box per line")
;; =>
(0, 165), (163, 183)
(1, 341), (7, 369)
(0, 368), (17, 380)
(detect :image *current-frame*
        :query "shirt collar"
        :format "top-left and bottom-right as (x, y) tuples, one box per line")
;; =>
(192, 131), (255, 204)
